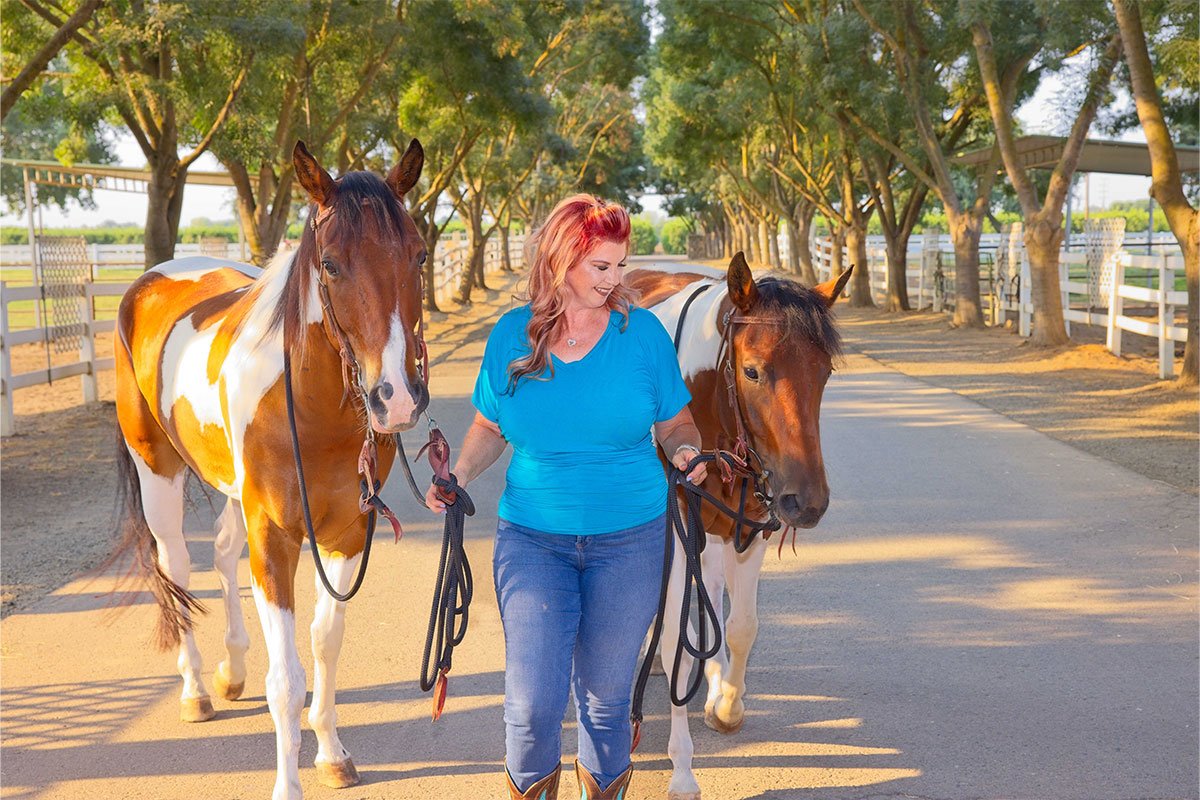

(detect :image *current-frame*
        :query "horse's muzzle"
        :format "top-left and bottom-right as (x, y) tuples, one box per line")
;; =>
(368, 378), (429, 432)
(777, 491), (829, 529)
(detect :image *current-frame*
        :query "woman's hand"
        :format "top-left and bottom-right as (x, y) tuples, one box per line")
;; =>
(672, 444), (707, 485)
(424, 481), (448, 514)
(656, 406), (707, 486)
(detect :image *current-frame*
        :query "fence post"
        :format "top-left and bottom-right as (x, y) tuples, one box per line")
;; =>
(1, 282), (13, 436)
(1106, 254), (1124, 356)
(1019, 254), (1032, 338)
(79, 282), (98, 403)
(1158, 251), (1173, 379)
(1059, 257), (1070, 336)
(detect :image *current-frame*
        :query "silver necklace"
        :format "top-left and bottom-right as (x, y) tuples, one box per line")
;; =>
(567, 338), (577, 347)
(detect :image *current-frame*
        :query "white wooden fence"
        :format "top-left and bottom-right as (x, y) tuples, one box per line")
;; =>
(0, 234), (525, 436)
(809, 235), (1188, 379)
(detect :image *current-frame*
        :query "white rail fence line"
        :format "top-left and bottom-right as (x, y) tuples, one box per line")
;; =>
(0, 234), (525, 436)
(807, 236), (1188, 379)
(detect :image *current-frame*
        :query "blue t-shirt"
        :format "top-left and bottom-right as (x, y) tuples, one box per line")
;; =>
(473, 304), (692, 535)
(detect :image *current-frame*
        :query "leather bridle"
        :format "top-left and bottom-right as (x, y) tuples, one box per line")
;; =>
(672, 283), (783, 551)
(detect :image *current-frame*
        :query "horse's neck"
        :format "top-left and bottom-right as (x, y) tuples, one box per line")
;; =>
(660, 280), (727, 381)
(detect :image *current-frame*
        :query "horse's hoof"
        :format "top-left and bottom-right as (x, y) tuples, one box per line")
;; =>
(704, 706), (743, 734)
(180, 695), (216, 722)
(317, 758), (360, 789)
(213, 670), (244, 701)
(667, 791), (701, 800)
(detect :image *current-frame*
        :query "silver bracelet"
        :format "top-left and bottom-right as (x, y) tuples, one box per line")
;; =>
(674, 444), (701, 460)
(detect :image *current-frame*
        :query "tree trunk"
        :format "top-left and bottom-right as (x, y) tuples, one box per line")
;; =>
(500, 225), (513, 272)
(768, 220), (780, 270)
(830, 227), (846, 288)
(947, 211), (985, 328)
(884, 236), (911, 311)
(846, 223), (874, 307)
(1113, 0), (1199, 384)
(784, 216), (801, 276)
(422, 226), (442, 313)
(1024, 212), (1069, 346)
(144, 156), (188, 268)
(796, 204), (817, 285)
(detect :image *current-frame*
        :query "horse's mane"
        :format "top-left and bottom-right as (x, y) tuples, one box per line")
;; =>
(261, 171), (407, 360)
(754, 277), (843, 360)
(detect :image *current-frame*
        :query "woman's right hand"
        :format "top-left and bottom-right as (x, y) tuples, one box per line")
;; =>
(424, 481), (448, 514)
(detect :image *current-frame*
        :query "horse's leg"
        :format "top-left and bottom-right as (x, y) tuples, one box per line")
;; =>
(708, 534), (768, 734)
(662, 541), (702, 800)
(700, 533), (731, 731)
(129, 451), (215, 722)
(247, 520), (305, 800)
(212, 499), (250, 702)
(308, 548), (362, 788)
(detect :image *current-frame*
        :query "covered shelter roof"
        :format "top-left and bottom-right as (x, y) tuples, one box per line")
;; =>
(1, 157), (255, 193)
(949, 135), (1200, 175)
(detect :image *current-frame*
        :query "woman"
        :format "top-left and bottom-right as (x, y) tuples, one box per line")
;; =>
(425, 194), (706, 799)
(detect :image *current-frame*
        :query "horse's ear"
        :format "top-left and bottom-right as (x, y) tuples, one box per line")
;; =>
(813, 266), (853, 307)
(727, 251), (759, 312)
(293, 140), (335, 207)
(387, 138), (424, 198)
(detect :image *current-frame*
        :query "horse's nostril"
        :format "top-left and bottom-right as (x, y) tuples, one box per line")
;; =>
(368, 385), (390, 419)
(779, 494), (801, 516)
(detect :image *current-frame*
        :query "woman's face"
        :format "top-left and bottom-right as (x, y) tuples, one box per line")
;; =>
(562, 239), (628, 311)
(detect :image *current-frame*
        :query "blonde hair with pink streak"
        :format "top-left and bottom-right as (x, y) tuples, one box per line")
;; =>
(507, 194), (639, 392)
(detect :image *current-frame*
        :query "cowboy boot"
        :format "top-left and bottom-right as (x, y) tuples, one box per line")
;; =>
(507, 763), (561, 800)
(574, 759), (633, 800)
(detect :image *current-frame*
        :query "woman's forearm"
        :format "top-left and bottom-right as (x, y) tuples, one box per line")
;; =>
(657, 421), (702, 459)
(452, 418), (508, 487)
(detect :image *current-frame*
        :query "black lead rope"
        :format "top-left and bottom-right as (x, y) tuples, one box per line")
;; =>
(284, 351), (377, 602)
(629, 452), (781, 751)
(418, 471), (475, 720)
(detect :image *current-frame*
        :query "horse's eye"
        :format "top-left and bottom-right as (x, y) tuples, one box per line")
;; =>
(321, 258), (339, 276)
(419, 253), (428, 267)
(743, 366), (760, 382)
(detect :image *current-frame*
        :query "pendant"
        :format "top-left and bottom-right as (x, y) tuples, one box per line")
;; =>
(567, 338), (577, 347)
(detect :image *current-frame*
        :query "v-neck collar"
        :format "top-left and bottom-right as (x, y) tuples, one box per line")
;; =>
(551, 309), (618, 366)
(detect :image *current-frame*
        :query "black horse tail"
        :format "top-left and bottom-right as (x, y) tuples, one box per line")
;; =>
(105, 430), (205, 651)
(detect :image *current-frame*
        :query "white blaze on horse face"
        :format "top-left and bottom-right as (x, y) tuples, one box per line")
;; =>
(372, 311), (418, 431)
(647, 277), (726, 380)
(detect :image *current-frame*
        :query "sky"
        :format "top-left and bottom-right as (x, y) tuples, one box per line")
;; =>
(0, 65), (1159, 231)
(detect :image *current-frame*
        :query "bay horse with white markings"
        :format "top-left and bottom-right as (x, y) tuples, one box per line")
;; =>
(627, 253), (851, 800)
(111, 139), (427, 800)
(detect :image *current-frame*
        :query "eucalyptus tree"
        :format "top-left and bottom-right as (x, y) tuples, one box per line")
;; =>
(0, 0), (105, 122)
(849, 0), (1010, 327)
(8, 0), (291, 267)
(209, 0), (399, 266)
(1111, 0), (1198, 384)
(449, 0), (649, 305)
(964, 0), (1123, 346)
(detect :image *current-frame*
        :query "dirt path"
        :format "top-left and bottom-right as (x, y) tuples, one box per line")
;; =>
(833, 305), (1198, 495)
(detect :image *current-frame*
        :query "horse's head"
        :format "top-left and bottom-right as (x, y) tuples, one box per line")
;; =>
(292, 139), (429, 433)
(722, 252), (852, 529)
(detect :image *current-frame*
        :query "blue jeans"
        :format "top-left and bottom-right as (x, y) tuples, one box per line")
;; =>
(493, 513), (667, 793)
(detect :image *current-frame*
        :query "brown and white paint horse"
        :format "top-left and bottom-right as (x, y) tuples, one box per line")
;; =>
(627, 254), (851, 800)
(111, 140), (427, 800)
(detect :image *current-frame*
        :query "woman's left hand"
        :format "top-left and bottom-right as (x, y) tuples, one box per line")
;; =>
(672, 445), (707, 485)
